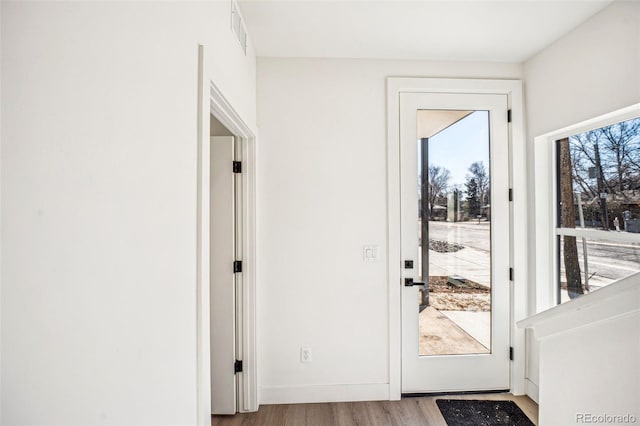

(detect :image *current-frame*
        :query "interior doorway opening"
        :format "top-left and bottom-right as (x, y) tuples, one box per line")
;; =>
(209, 114), (242, 415)
(211, 115), (234, 137)
(197, 49), (258, 422)
(205, 103), (257, 415)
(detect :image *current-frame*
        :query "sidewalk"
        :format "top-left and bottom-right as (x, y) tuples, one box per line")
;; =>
(419, 307), (489, 355)
(427, 247), (491, 288)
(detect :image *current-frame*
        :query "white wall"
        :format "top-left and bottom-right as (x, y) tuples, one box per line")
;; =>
(541, 312), (640, 425)
(0, 1), (3, 421)
(524, 0), (640, 139)
(256, 58), (522, 403)
(519, 276), (640, 425)
(523, 0), (640, 394)
(1, 1), (256, 424)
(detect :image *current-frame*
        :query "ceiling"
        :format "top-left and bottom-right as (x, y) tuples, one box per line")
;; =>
(417, 110), (473, 139)
(239, 0), (614, 62)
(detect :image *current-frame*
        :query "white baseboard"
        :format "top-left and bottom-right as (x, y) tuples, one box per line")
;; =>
(259, 383), (390, 405)
(525, 379), (539, 404)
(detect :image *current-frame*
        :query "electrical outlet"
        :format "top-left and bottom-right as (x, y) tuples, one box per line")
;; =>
(300, 347), (312, 363)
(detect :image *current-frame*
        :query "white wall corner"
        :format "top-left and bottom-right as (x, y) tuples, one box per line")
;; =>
(0, 0), (3, 421)
(386, 77), (403, 401)
(525, 379), (539, 404)
(196, 44), (212, 426)
(508, 80), (528, 396)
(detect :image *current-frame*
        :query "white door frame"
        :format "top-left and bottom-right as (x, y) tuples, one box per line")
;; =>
(196, 45), (258, 425)
(386, 77), (527, 399)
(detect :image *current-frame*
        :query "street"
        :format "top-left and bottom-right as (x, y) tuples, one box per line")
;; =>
(568, 239), (640, 286)
(425, 220), (640, 286)
(427, 220), (490, 253)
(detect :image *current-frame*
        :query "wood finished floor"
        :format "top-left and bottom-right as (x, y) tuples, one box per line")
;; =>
(212, 393), (538, 426)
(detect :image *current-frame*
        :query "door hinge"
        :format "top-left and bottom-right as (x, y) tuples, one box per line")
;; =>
(234, 360), (243, 374)
(234, 260), (243, 273)
(509, 188), (513, 202)
(233, 161), (242, 174)
(509, 267), (514, 281)
(509, 347), (514, 361)
(507, 109), (512, 123)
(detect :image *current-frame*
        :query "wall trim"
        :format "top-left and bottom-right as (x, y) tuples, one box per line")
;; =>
(196, 45), (211, 426)
(196, 45), (258, 424)
(525, 379), (539, 404)
(386, 77), (527, 398)
(259, 384), (390, 405)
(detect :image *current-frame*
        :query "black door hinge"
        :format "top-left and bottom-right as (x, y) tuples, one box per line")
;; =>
(234, 260), (243, 273)
(509, 268), (514, 281)
(509, 188), (513, 202)
(507, 110), (512, 123)
(509, 347), (514, 361)
(234, 360), (243, 374)
(233, 161), (242, 174)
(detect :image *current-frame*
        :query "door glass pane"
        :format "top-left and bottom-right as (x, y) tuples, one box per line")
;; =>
(416, 110), (491, 356)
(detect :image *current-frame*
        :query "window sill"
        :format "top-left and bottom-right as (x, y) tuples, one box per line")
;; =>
(517, 272), (639, 340)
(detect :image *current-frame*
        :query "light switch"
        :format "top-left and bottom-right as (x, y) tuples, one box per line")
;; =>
(363, 245), (379, 262)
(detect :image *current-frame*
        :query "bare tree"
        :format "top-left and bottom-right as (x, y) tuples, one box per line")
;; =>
(559, 138), (583, 298)
(570, 118), (640, 195)
(593, 141), (609, 230)
(569, 118), (640, 228)
(600, 119), (640, 192)
(427, 165), (450, 217)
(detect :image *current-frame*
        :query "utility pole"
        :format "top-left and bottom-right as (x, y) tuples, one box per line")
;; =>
(594, 141), (609, 230)
(576, 192), (589, 292)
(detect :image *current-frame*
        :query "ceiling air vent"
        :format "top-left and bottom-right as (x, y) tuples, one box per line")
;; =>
(231, 0), (247, 55)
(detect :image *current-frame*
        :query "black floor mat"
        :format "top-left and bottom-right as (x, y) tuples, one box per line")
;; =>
(436, 399), (535, 426)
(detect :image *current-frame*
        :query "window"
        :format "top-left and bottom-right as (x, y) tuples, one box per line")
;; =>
(555, 117), (640, 304)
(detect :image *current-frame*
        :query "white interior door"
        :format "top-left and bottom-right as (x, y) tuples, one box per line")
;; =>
(400, 92), (511, 393)
(210, 136), (237, 414)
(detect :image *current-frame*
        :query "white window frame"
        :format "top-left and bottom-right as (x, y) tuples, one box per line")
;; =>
(533, 103), (640, 313)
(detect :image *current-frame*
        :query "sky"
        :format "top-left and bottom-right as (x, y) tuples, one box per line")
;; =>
(426, 110), (490, 190)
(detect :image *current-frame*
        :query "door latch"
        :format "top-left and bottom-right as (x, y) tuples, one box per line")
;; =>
(404, 278), (425, 287)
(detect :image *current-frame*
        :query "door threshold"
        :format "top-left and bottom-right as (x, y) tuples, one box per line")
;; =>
(402, 389), (510, 398)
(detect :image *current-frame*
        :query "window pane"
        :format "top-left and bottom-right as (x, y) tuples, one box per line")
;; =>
(556, 118), (640, 231)
(558, 236), (640, 304)
(555, 117), (640, 304)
